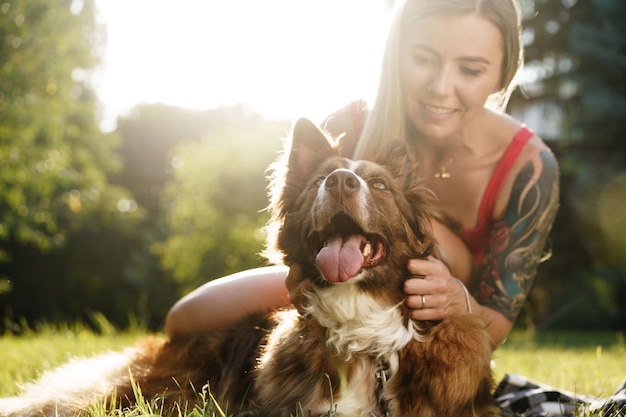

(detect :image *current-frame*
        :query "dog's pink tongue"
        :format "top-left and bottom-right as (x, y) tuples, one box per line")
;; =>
(316, 234), (365, 283)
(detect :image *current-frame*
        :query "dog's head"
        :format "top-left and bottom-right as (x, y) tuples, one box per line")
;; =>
(265, 118), (437, 303)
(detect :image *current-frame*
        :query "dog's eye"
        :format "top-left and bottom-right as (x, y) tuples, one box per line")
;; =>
(313, 177), (325, 188)
(370, 179), (387, 190)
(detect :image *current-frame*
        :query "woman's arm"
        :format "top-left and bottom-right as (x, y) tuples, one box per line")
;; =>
(164, 266), (291, 339)
(406, 146), (560, 348)
(473, 147), (560, 324)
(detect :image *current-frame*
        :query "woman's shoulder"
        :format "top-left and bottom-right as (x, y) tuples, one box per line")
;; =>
(320, 99), (367, 140)
(321, 105), (353, 137)
(491, 111), (556, 165)
(491, 112), (560, 219)
(514, 123), (558, 176)
(320, 99), (368, 157)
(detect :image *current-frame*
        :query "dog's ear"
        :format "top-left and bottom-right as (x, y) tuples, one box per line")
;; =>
(286, 118), (336, 183)
(264, 118), (338, 264)
(376, 139), (417, 185)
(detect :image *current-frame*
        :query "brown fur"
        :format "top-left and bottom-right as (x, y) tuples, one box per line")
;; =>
(0, 118), (498, 417)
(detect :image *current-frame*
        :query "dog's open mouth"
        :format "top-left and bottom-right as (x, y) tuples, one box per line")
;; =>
(309, 213), (386, 283)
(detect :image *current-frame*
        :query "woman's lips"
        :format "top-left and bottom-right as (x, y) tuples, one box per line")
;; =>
(423, 103), (457, 115)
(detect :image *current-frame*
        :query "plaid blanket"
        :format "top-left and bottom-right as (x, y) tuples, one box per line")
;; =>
(495, 373), (626, 417)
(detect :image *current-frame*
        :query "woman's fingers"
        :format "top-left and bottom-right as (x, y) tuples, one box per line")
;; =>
(407, 295), (446, 321)
(406, 293), (445, 310)
(405, 258), (450, 294)
(407, 257), (449, 280)
(405, 256), (459, 320)
(411, 307), (445, 321)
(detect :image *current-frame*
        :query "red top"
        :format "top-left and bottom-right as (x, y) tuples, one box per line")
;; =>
(347, 101), (533, 266)
(459, 126), (534, 265)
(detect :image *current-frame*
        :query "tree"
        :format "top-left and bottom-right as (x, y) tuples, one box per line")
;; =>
(510, 0), (626, 330)
(0, 0), (124, 254)
(113, 104), (289, 309)
(0, 0), (142, 328)
(150, 107), (289, 293)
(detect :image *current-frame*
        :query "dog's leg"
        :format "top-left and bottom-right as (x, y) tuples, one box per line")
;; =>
(423, 315), (496, 416)
(388, 340), (438, 417)
(390, 315), (498, 417)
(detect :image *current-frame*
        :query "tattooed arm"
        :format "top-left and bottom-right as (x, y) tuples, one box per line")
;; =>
(471, 146), (560, 344)
(406, 142), (559, 347)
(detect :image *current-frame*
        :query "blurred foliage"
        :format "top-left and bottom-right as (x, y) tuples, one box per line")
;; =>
(0, 0), (128, 253)
(154, 117), (286, 292)
(0, 0), (625, 332)
(511, 0), (626, 331)
(0, 0), (145, 328)
(114, 104), (288, 296)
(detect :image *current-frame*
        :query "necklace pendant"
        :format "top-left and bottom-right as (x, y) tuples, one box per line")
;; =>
(435, 170), (451, 179)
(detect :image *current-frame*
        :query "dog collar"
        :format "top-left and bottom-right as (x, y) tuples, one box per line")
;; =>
(372, 359), (391, 417)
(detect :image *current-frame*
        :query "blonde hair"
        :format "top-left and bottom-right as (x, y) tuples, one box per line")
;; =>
(355, 0), (523, 160)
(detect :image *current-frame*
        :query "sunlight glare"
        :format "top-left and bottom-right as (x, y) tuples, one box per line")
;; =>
(96, 0), (390, 131)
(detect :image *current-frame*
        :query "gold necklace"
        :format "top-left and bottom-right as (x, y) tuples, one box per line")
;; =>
(434, 156), (454, 179)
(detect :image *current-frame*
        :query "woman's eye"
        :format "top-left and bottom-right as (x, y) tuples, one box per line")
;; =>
(461, 66), (482, 77)
(411, 53), (434, 66)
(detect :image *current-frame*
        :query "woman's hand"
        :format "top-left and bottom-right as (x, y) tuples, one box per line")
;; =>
(404, 257), (472, 321)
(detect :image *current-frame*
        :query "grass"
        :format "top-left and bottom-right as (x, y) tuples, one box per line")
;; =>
(493, 330), (626, 398)
(1, 319), (624, 416)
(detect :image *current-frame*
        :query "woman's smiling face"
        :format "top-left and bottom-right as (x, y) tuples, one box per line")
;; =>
(401, 13), (504, 141)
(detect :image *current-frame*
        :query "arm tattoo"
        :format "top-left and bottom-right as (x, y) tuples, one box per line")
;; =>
(473, 150), (560, 322)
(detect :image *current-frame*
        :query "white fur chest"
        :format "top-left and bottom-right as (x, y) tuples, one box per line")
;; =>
(303, 284), (425, 416)
(304, 284), (424, 359)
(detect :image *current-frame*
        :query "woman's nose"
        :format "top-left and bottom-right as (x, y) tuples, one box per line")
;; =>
(428, 67), (454, 96)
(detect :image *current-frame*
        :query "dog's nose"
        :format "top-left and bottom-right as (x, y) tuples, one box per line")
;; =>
(325, 169), (360, 198)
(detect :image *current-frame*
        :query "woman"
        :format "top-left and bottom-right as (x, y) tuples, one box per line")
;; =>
(165, 0), (560, 351)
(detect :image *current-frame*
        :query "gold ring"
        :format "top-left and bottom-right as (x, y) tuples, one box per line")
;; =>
(420, 294), (426, 309)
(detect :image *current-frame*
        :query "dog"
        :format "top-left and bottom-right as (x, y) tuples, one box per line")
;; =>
(0, 118), (497, 417)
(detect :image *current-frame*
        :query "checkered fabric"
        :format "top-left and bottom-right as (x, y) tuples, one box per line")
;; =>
(495, 373), (626, 417)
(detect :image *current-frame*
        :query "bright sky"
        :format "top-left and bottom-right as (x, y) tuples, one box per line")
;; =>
(94, 0), (390, 131)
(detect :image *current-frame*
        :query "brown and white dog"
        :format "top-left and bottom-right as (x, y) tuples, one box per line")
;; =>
(0, 118), (497, 417)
